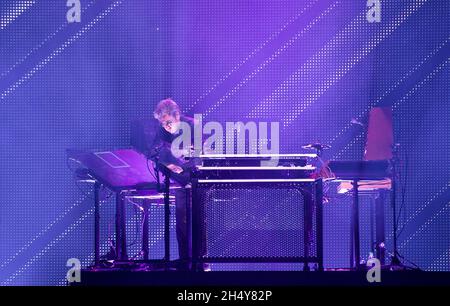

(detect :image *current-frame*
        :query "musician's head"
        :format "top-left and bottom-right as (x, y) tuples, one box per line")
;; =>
(154, 98), (181, 134)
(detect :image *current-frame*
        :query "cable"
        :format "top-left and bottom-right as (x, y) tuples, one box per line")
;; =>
(131, 206), (148, 260)
(146, 156), (158, 181)
(108, 224), (115, 251)
(385, 249), (422, 271)
(125, 198), (145, 249)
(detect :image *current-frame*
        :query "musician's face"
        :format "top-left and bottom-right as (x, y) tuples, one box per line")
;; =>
(160, 114), (181, 134)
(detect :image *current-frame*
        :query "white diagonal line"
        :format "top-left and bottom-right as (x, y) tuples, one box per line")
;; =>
(393, 58), (450, 110)
(1, 203), (99, 285)
(326, 38), (450, 147)
(400, 201), (450, 249)
(278, 0), (430, 126)
(0, 0), (97, 78)
(0, 0), (35, 30)
(0, 0), (123, 101)
(0, 193), (91, 271)
(202, 1), (340, 118)
(427, 248), (450, 271)
(331, 58), (450, 159)
(185, 0), (319, 112)
(403, 181), (450, 230)
(248, 10), (367, 120)
(332, 131), (365, 159)
(3, 197), (176, 285)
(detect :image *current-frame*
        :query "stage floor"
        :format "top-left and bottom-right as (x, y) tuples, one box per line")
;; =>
(72, 270), (450, 286)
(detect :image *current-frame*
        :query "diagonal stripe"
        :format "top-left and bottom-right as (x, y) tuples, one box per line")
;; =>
(0, 0), (97, 79)
(0, 190), (125, 284)
(393, 58), (450, 109)
(331, 58), (450, 159)
(325, 38), (450, 149)
(0, 0), (35, 30)
(399, 201), (450, 250)
(2, 198), (176, 285)
(0, 193), (91, 271)
(330, 60), (449, 246)
(332, 131), (364, 159)
(427, 248), (450, 271)
(279, 0), (430, 126)
(403, 181), (450, 227)
(185, 0), (319, 112)
(1, 203), (100, 285)
(248, 10), (367, 120)
(0, 0), (123, 101)
(202, 1), (340, 118)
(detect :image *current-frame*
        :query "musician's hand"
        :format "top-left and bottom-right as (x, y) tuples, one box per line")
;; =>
(167, 164), (183, 174)
(171, 148), (192, 158)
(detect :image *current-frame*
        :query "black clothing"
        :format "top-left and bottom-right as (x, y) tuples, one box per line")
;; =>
(150, 115), (202, 266)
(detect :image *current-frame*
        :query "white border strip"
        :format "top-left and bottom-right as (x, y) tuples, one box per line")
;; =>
(200, 153), (317, 158)
(198, 166), (315, 170)
(198, 179), (316, 183)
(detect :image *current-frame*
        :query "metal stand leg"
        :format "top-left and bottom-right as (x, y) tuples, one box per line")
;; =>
(115, 192), (128, 261)
(370, 195), (375, 256)
(315, 179), (324, 271)
(351, 180), (361, 269)
(350, 206), (354, 269)
(115, 192), (121, 261)
(94, 182), (100, 267)
(142, 199), (149, 261)
(186, 187), (192, 271)
(375, 191), (386, 265)
(191, 180), (200, 271)
(303, 186), (312, 271)
(164, 175), (171, 268)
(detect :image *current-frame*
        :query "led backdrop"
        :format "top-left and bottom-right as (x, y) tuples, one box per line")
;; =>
(0, 0), (449, 285)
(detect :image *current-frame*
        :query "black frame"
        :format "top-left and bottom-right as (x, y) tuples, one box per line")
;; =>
(191, 179), (323, 271)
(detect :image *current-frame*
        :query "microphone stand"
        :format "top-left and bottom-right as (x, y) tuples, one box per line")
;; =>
(388, 143), (420, 270)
